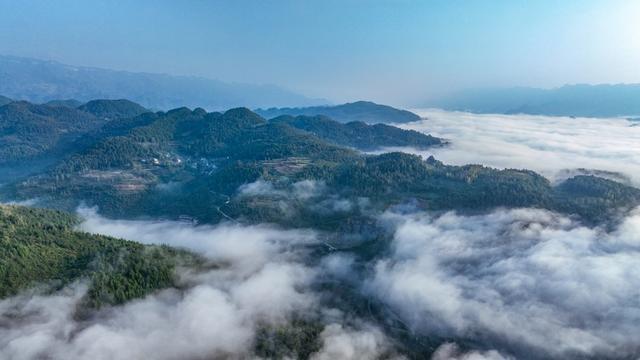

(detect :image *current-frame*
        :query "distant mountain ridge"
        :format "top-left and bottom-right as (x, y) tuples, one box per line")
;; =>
(256, 101), (421, 124)
(0, 55), (325, 110)
(426, 84), (640, 117)
(44, 99), (83, 108)
(0, 95), (12, 106)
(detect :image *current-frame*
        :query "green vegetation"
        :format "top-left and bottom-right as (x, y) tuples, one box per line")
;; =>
(0, 95), (12, 106)
(0, 99), (149, 167)
(330, 153), (553, 208)
(3, 101), (639, 226)
(553, 175), (640, 221)
(0, 101), (106, 164)
(78, 99), (149, 120)
(44, 99), (83, 108)
(256, 100), (422, 124)
(271, 115), (443, 150)
(254, 318), (324, 359)
(0, 205), (202, 307)
(1, 98), (640, 359)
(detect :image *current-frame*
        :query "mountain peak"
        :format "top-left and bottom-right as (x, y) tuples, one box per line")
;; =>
(79, 99), (149, 120)
(256, 101), (420, 124)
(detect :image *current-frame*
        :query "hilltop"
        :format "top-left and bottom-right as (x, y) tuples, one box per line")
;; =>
(270, 115), (444, 150)
(0, 204), (202, 306)
(256, 101), (421, 124)
(0, 99), (149, 167)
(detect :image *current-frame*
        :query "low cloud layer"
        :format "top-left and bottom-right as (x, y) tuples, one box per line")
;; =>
(367, 208), (640, 358)
(4, 133), (640, 359)
(431, 343), (511, 360)
(311, 323), (399, 360)
(390, 109), (640, 186)
(0, 208), (392, 360)
(3, 205), (640, 359)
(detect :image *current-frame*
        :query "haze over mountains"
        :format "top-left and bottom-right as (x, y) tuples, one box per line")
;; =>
(4, 54), (640, 119)
(0, 55), (325, 110)
(427, 84), (640, 117)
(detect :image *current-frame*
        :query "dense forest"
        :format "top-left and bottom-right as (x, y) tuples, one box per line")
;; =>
(3, 101), (639, 228)
(0, 205), (203, 307)
(256, 100), (422, 124)
(271, 115), (444, 150)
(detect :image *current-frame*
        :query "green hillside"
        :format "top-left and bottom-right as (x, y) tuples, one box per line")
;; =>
(0, 204), (201, 307)
(256, 101), (421, 124)
(271, 115), (443, 150)
(3, 102), (639, 226)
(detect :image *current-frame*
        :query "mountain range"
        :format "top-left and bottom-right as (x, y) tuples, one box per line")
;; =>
(0, 98), (432, 181)
(2, 97), (640, 359)
(1, 98), (636, 226)
(0, 55), (325, 110)
(426, 84), (640, 117)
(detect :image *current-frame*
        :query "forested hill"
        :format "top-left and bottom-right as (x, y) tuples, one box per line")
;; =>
(0, 95), (11, 106)
(271, 115), (443, 150)
(0, 204), (202, 307)
(3, 104), (638, 226)
(78, 99), (149, 120)
(256, 101), (421, 124)
(0, 101), (106, 165)
(0, 99), (150, 166)
(44, 99), (83, 108)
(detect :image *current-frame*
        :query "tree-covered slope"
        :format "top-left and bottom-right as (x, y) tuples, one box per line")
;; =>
(78, 99), (149, 120)
(0, 95), (12, 106)
(271, 114), (443, 150)
(256, 101), (421, 124)
(327, 153), (640, 222)
(4, 106), (639, 226)
(0, 101), (107, 165)
(3, 106), (359, 216)
(44, 99), (83, 108)
(0, 205), (202, 307)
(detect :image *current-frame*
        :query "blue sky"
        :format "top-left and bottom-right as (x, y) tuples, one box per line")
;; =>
(0, 0), (638, 104)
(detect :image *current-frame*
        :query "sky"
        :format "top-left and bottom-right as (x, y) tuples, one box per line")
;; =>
(0, 0), (638, 104)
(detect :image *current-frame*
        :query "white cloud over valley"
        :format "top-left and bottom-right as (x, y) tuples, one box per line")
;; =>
(389, 109), (640, 186)
(367, 208), (640, 358)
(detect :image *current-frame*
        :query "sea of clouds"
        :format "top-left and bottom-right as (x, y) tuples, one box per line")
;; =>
(388, 109), (640, 186)
(367, 208), (640, 359)
(1, 206), (411, 360)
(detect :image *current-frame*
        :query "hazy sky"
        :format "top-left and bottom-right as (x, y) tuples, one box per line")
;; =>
(0, 0), (638, 104)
